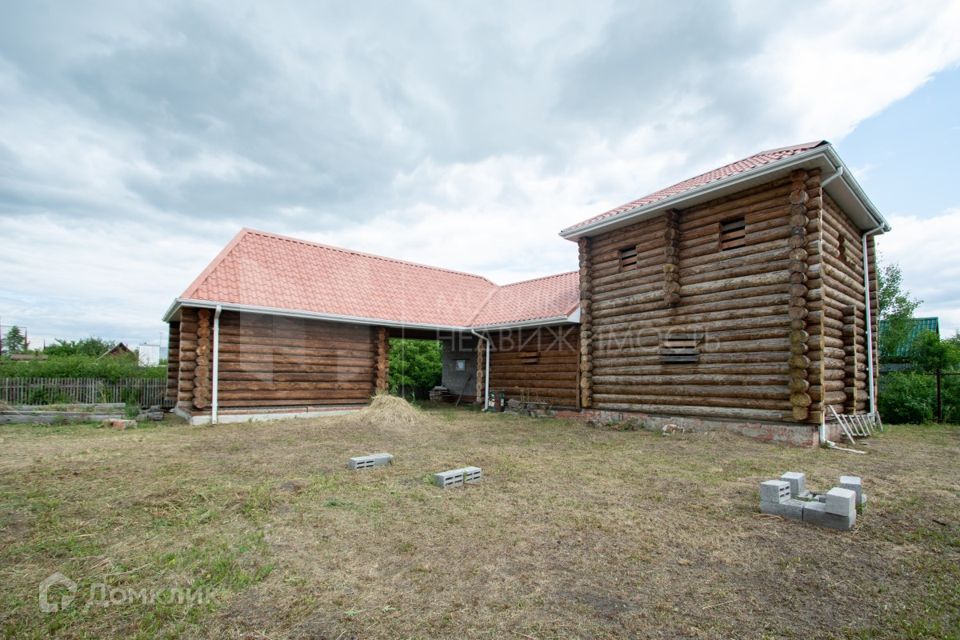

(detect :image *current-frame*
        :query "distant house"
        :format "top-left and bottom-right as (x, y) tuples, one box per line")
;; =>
(165, 140), (890, 446)
(879, 317), (939, 367)
(99, 342), (135, 359)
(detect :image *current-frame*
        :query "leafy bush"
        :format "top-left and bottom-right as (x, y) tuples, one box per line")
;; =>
(0, 355), (164, 381)
(878, 372), (934, 424)
(389, 339), (441, 399)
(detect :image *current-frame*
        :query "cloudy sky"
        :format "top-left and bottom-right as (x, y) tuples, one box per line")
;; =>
(1, 0), (959, 348)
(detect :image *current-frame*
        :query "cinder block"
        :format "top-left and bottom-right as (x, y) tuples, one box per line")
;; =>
(825, 487), (856, 518)
(840, 475), (866, 507)
(802, 500), (855, 530)
(760, 498), (804, 520)
(760, 480), (791, 504)
(433, 466), (482, 488)
(348, 453), (394, 470)
(780, 472), (806, 498)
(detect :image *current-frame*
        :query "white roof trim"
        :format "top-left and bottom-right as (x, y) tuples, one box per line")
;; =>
(560, 144), (890, 239)
(163, 298), (578, 332)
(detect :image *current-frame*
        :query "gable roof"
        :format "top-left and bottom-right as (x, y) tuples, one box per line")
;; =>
(168, 229), (579, 330)
(561, 141), (889, 238)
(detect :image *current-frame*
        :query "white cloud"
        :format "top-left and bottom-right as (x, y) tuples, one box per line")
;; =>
(880, 210), (960, 337)
(1, 0), (959, 344)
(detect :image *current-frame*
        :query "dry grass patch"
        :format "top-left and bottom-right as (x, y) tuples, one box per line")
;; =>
(0, 407), (958, 639)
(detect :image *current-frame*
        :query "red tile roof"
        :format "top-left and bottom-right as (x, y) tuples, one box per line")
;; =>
(179, 229), (579, 328)
(562, 141), (827, 235)
(470, 271), (580, 327)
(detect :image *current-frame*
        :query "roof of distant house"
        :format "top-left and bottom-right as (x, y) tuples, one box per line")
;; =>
(168, 229), (579, 329)
(879, 317), (940, 358)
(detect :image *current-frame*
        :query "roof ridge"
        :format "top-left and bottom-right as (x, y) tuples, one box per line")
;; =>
(242, 228), (498, 285)
(561, 140), (829, 235)
(500, 270), (579, 288)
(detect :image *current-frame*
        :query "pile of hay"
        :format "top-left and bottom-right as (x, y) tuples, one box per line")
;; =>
(342, 393), (436, 436)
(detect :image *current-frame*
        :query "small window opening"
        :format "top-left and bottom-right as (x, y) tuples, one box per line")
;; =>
(660, 333), (700, 364)
(719, 217), (746, 251)
(619, 246), (638, 271)
(455, 359), (466, 371)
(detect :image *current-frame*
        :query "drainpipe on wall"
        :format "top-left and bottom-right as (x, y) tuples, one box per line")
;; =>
(469, 329), (491, 411)
(818, 163), (844, 444)
(212, 305), (222, 425)
(862, 225), (884, 415)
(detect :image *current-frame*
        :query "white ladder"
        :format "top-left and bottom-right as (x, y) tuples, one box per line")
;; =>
(829, 405), (884, 445)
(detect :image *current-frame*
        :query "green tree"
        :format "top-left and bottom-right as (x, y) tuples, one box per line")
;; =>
(877, 261), (921, 361)
(389, 339), (441, 399)
(44, 337), (116, 358)
(3, 326), (28, 354)
(909, 330), (960, 373)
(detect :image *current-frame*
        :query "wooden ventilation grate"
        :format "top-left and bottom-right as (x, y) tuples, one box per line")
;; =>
(719, 217), (746, 251)
(660, 333), (701, 364)
(619, 246), (638, 270)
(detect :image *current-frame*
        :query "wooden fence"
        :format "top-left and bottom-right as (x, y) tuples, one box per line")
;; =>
(0, 378), (167, 407)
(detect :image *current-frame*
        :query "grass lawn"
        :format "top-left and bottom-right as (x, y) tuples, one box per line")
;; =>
(1, 405), (958, 639)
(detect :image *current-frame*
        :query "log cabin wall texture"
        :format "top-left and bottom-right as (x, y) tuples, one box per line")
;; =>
(584, 176), (824, 424)
(488, 325), (580, 409)
(174, 309), (376, 410)
(820, 194), (878, 414)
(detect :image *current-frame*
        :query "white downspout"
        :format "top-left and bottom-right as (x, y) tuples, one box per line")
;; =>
(470, 329), (491, 411)
(818, 163), (844, 444)
(862, 225), (884, 414)
(212, 305), (222, 425)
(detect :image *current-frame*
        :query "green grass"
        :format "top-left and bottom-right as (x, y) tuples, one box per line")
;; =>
(0, 409), (957, 638)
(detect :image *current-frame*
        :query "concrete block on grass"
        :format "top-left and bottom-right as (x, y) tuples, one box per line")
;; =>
(840, 475), (866, 507)
(802, 500), (855, 530)
(760, 480), (791, 504)
(780, 472), (806, 498)
(761, 498), (805, 520)
(348, 453), (393, 470)
(825, 487), (856, 518)
(433, 466), (482, 488)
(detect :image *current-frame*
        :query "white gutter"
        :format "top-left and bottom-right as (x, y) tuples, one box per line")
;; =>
(165, 298), (577, 333)
(470, 329), (492, 410)
(212, 305), (222, 425)
(862, 225), (884, 414)
(821, 164), (843, 187)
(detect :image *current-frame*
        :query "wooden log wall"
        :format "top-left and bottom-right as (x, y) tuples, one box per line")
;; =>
(585, 175), (824, 423)
(787, 169), (813, 421)
(820, 194), (871, 414)
(166, 322), (180, 404)
(801, 170), (825, 425)
(194, 309), (212, 409)
(374, 327), (389, 393)
(215, 311), (376, 408)
(173, 308), (377, 410)
(578, 237), (594, 408)
(488, 325), (580, 408)
(475, 338), (486, 404)
(663, 209), (681, 306)
(176, 308), (198, 408)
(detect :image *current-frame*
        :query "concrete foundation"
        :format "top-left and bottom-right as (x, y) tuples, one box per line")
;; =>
(174, 404), (363, 426)
(559, 408), (822, 447)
